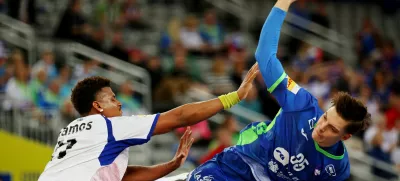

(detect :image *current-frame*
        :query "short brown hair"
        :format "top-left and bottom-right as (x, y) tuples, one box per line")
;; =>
(71, 76), (111, 115)
(332, 92), (371, 134)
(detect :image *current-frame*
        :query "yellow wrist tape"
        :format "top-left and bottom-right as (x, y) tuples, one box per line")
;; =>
(218, 91), (241, 109)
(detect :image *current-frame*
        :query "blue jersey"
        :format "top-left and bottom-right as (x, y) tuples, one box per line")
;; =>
(188, 7), (350, 181)
(234, 7), (350, 181)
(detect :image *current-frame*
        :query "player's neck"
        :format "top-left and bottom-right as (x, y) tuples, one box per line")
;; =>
(321, 142), (340, 154)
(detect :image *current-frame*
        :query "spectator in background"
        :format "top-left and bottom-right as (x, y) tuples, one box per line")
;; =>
(0, 45), (12, 92)
(108, 31), (129, 62)
(54, 0), (86, 41)
(145, 56), (163, 91)
(180, 15), (207, 55)
(60, 100), (78, 125)
(165, 47), (200, 82)
(58, 66), (74, 101)
(356, 18), (381, 61)
(358, 85), (379, 118)
(204, 55), (235, 95)
(122, 0), (150, 30)
(292, 42), (322, 73)
(4, 50), (32, 109)
(73, 59), (98, 81)
(230, 59), (246, 88)
(198, 127), (233, 164)
(94, 0), (125, 29)
(31, 50), (58, 81)
(128, 48), (146, 68)
(385, 80), (400, 131)
(37, 79), (62, 110)
(7, 0), (36, 25)
(199, 9), (224, 50)
(364, 113), (398, 179)
(360, 59), (377, 88)
(160, 17), (181, 55)
(301, 63), (331, 101)
(372, 71), (391, 105)
(207, 114), (239, 153)
(28, 69), (47, 106)
(381, 40), (400, 77)
(117, 80), (145, 116)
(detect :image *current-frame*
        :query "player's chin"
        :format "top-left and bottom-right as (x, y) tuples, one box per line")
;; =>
(312, 131), (321, 142)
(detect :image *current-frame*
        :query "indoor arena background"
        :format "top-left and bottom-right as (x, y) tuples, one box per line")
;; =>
(0, 0), (399, 180)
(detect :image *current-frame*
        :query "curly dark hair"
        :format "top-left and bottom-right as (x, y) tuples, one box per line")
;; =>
(71, 76), (111, 115)
(332, 92), (371, 135)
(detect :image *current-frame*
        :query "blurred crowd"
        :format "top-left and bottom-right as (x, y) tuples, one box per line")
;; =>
(0, 0), (399, 178)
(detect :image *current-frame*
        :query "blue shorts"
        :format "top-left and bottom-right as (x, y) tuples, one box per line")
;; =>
(187, 148), (256, 181)
(187, 158), (228, 181)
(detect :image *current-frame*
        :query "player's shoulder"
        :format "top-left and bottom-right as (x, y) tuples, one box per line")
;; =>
(58, 114), (105, 137)
(319, 143), (350, 177)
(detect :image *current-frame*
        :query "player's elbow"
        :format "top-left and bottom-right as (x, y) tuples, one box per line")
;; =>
(254, 51), (275, 65)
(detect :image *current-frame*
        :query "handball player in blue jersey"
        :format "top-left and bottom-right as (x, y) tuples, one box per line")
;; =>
(186, 0), (371, 181)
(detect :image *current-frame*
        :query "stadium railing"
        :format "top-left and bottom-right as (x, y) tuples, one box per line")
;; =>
(0, 106), (62, 145)
(204, 0), (357, 67)
(60, 43), (153, 112)
(0, 14), (36, 65)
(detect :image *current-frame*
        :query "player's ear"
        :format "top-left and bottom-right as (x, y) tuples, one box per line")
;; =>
(92, 101), (104, 113)
(341, 133), (351, 141)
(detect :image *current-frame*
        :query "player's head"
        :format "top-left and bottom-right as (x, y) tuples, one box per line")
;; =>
(71, 76), (122, 117)
(312, 92), (371, 147)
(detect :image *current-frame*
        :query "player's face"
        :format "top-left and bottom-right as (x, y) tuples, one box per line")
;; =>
(93, 87), (122, 117)
(312, 107), (351, 147)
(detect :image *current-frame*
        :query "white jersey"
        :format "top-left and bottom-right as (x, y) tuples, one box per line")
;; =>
(39, 114), (159, 181)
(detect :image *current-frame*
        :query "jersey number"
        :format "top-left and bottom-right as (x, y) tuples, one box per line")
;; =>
(290, 153), (309, 171)
(53, 139), (77, 160)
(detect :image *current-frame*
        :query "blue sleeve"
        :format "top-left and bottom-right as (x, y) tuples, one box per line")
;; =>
(255, 7), (315, 111)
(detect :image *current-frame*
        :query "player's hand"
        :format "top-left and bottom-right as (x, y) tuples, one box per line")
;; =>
(172, 127), (194, 167)
(237, 63), (260, 100)
(278, 0), (297, 3)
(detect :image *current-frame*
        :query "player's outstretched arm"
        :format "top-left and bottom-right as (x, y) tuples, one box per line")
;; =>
(153, 63), (259, 135)
(255, 0), (314, 111)
(122, 128), (194, 181)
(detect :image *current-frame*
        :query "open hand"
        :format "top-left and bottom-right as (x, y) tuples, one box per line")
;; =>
(237, 63), (260, 100)
(172, 127), (194, 166)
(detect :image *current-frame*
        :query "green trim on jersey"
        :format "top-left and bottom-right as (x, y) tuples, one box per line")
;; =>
(267, 72), (287, 93)
(314, 141), (346, 160)
(236, 109), (282, 146)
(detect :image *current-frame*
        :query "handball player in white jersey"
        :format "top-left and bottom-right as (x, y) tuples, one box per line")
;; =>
(39, 65), (259, 181)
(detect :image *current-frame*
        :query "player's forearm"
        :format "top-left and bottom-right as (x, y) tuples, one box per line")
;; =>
(254, 2), (288, 90)
(169, 99), (223, 128)
(122, 160), (180, 181)
(255, 5), (287, 62)
(154, 98), (224, 135)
